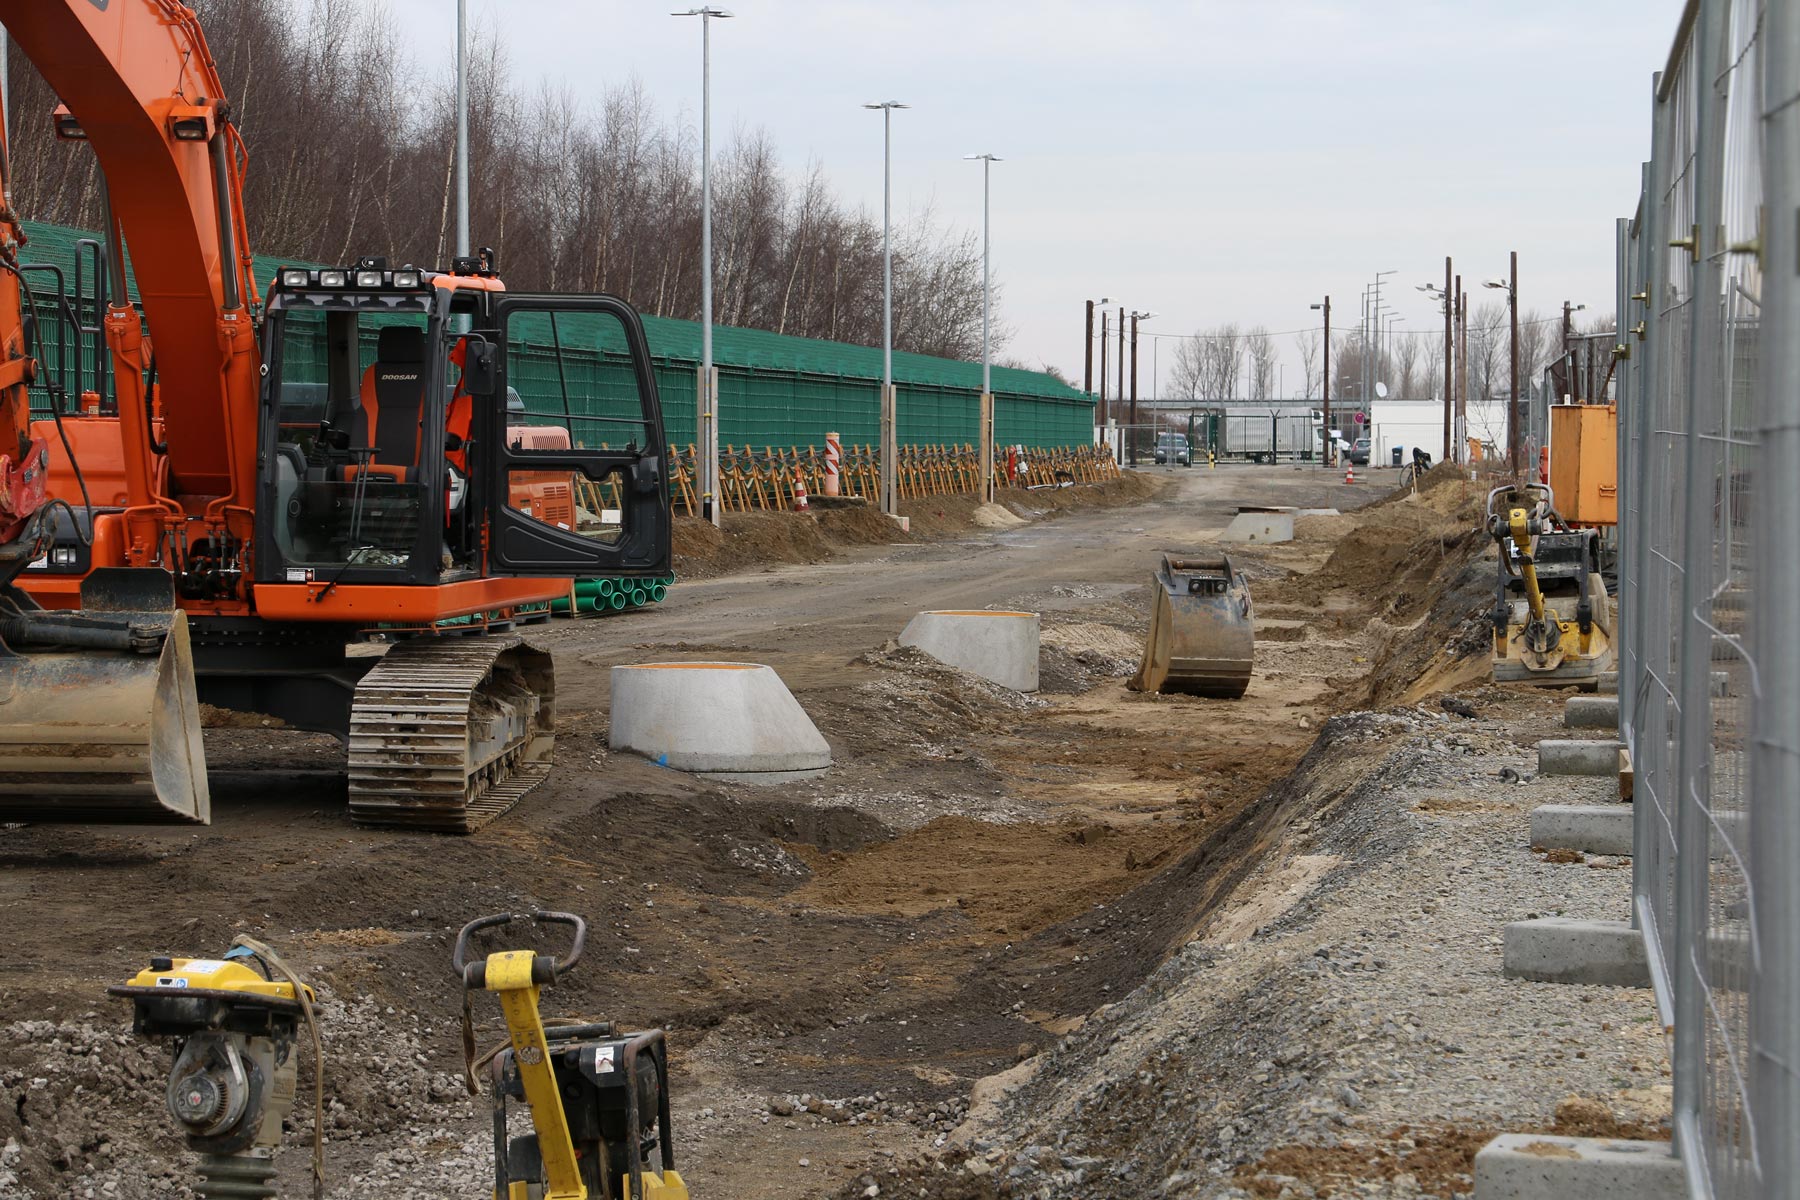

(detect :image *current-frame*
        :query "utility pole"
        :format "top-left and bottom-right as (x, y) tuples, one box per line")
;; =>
(1128, 313), (1139, 466)
(1442, 257), (1453, 461)
(1116, 304), (1125, 439)
(1509, 251), (1520, 476)
(1311, 296), (1331, 466)
(1084, 300), (1094, 398)
(1562, 299), (1574, 401)
(1099, 309), (1109, 432)
(1456, 276), (1467, 462)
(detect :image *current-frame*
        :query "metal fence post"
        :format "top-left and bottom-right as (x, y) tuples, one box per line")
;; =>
(1753, 2), (1800, 1193)
(1633, 67), (1677, 1001)
(1614, 212), (1636, 737)
(1671, 0), (1730, 1179)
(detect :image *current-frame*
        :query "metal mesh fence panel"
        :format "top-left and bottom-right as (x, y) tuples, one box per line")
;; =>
(1621, 2), (1794, 1195)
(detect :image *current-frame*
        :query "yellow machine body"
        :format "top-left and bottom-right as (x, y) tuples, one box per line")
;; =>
(117, 956), (312, 1003)
(1487, 485), (1614, 689)
(467, 918), (689, 1200)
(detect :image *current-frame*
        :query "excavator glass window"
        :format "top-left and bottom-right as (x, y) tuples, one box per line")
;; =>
(259, 296), (443, 583)
(481, 294), (671, 577)
(499, 306), (651, 550)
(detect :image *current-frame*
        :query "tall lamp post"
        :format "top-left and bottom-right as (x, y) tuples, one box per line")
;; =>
(455, 0), (469, 262)
(1419, 257), (1454, 462)
(966, 154), (1001, 501)
(675, 6), (733, 526)
(864, 100), (908, 515)
(1485, 251), (1520, 476)
(1310, 296), (1331, 467)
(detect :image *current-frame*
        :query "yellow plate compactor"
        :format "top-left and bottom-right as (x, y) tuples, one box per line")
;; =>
(1485, 482), (1615, 689)
(1131, 553), (1255, 699)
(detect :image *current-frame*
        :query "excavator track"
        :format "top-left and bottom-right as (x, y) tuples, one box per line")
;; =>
(346, 636), (555, 833)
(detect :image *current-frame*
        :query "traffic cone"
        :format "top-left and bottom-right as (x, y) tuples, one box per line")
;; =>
(794, 471), (810, 512)
(1345, 464), (1357, 484)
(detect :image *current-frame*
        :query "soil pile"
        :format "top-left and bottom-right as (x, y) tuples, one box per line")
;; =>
(674, 474), (1162, 578)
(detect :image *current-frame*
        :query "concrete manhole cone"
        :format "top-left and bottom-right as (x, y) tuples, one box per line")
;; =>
(898, 609), (1041, 693)
(610, 662), (832, 782)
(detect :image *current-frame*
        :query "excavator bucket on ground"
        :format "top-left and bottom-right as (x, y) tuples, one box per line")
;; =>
(1131, 553), (1255, 699)
(0, 570), (209, 823)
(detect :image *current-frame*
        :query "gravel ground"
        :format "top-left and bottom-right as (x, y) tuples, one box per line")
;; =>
(858, 690), (1669, 1199)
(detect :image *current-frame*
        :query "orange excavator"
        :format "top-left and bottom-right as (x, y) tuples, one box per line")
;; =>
(0, 1), (671, 830)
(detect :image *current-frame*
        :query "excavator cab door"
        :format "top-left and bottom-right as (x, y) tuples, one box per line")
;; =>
(479, 295), (671, 578)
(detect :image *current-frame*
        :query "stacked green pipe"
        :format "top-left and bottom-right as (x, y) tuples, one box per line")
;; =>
(551, 574), (676, 617)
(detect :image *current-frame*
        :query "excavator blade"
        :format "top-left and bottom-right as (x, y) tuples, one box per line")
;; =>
(1131, 553), (1255, 699)
(0, 607), (210, 823)
(346, 636), (555, 833)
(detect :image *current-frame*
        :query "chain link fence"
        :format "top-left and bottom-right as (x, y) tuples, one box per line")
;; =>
(1617, 1), (1799, 1195)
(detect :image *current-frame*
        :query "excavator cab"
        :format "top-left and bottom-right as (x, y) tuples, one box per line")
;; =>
(256, 263), (670, 592)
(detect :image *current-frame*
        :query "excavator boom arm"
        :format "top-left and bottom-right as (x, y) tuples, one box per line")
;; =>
(0, 0), (259, 507)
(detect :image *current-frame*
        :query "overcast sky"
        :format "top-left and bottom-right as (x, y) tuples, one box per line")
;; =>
(382, 0), (1685, 396)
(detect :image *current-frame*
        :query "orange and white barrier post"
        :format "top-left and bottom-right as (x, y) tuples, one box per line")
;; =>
(824, 431), (842, 497)
(794, 468), (810, 512)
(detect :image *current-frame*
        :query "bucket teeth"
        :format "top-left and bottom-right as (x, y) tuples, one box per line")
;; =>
(346, 637), (555, 833)
(1131, 552), (1255, 699)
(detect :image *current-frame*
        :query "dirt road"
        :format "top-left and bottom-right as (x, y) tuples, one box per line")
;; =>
(0, 464), (1390, 1199)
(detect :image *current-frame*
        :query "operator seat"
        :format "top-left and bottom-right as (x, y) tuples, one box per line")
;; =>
(355, 325), (427, 481)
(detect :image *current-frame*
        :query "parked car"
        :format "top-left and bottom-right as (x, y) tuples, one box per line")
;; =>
(1154, 433), (1192, 466)
(1348, 436), (1371, 465)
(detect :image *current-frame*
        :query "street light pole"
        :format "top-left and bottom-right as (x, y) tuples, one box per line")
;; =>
(1311, 296), (1331, 467)
(966, 154), (1001, 501)
(864, 100), (908, 515)
(455, 0), (469, 262)
(1442, 258), (1452, 460)
(676, 7), (734, 525)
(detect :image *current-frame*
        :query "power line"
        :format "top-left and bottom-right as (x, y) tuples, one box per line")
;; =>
(1126, 311), (1579, 342)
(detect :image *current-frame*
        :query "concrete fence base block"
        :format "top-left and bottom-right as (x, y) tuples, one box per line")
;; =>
(1564, 695), (1620, 729)
(1474, 1133), (1682, 1200)
(609, 662), (833, 777)
(899, 610), (1041, 692)
(1537, 738), (1623, 776)
(1595, 670), (1619, 694)
(1531, 805), (1633, 855)
(1503, 918), (1649, 987)
(1220, 510), (1295, 544)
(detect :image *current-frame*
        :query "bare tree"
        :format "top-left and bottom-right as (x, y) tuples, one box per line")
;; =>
(1244, 326), (1278, 402)
(6, 0), (1001, 363)
(1295, 329), (1321, 399)
(1393, 332), (1424, 399)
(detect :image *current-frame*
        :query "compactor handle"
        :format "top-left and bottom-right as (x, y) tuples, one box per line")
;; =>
(452, 910), (588, 989)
